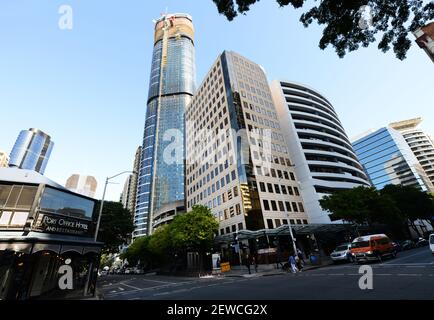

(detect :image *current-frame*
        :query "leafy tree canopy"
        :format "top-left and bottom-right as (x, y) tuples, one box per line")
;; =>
(122, 205), (219, 268)
(319, 186), (404, 226)
(96, 201), (135, 254)
(212, 0), (434, 59)
(169, 205), (219, 253)
(380, 184), (434, 224)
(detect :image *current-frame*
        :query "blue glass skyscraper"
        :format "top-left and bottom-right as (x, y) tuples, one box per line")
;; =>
(134, 14), (196, 237)
(352, 127), (434, 192)
(9, 128), (54, 175)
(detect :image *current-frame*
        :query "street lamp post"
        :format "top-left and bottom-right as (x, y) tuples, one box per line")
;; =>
(84, 171), (135, 297)
(94, 171), (135, 242)
(277, 177), (299, 256)
(286, 212), (298, 255)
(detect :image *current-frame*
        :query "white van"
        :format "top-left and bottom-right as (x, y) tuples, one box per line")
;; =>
(430, 234), (434, 256)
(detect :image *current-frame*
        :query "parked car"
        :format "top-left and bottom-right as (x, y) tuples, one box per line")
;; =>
(399, 240), (415, 251)
(350, 234), (396, 263)
(416, 237), (429, 247)
(330, 243), (353, 263)
(430, 234), (434, 256)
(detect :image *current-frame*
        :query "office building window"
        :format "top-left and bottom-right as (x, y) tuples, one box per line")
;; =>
(298, 202), (305, 212)
(233, 186), (238, 197)
(274, 184), (280, 194)
(285, 201), (292, 212)
(267, 219), (274, 229)
(236, 204), (241, 215)
(263, 200), (270, 211)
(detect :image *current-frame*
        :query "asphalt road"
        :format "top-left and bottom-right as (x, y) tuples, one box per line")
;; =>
(98, 246), (434, 300)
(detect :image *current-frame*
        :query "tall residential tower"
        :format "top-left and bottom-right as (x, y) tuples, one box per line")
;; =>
(389, 118), (434, 188)
(121, 146), (141, 216)
(9, 128), (54, 175)
(352, 126), (434, 192)
(65, 174), (98, 198)
(0, 150), (8, 168)
(135, 14), (196, 237)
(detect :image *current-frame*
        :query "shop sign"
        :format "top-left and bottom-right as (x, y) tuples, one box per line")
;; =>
(34, 213), (92, 237)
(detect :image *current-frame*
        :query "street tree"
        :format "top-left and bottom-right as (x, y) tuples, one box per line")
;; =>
(319, 186), (403, 227)
(120, 236), (157, 269)
(211, 0), (434, 60)
(169, 205), (219, 271)
(96, 201), (135, 254)
(380, 184), (434, 236)
(148, 224), (172, 263)
(169, 205), (219, 254)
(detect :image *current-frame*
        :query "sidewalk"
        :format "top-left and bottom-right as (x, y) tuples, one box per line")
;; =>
(223, 259), (334, 278)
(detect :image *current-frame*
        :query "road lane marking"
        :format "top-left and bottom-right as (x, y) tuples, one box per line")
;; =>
(121, 283), (142, 290)
(138, 279), (174, 284)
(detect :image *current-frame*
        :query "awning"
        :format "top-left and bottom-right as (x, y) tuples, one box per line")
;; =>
(60, 245), (85, 255)
(32, 243), (61, 254)
(215, 223), (354, 243)
(82, 247), (101, 255)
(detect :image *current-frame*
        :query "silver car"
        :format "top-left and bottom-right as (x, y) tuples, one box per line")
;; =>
(330, 243), (353, 263)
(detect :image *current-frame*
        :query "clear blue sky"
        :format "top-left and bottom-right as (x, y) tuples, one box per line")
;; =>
(1, 1), (433, 201)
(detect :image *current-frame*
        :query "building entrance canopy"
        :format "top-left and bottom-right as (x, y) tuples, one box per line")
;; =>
(215, 224), (353, 243)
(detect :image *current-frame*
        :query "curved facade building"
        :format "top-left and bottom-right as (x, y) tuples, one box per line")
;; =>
(271, 81), (370, 223)
(9, 128), (54, 175)
(390, 118), (434, 187)
(134, 14), (195, 237)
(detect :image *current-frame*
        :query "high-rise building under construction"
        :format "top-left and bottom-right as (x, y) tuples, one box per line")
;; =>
(134, 14), (196, 237)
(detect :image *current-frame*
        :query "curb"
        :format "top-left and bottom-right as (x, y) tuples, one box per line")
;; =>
(223, 263), (333, 278)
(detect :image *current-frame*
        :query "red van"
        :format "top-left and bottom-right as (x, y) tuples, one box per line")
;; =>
(350, 234), (397, 263)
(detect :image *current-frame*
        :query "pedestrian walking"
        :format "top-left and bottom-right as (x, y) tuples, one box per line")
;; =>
(244, 253), (251, 275)
(289, 255), (299, 273)
(297, 248), (305, 268)
(295, 256), (303, 272)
